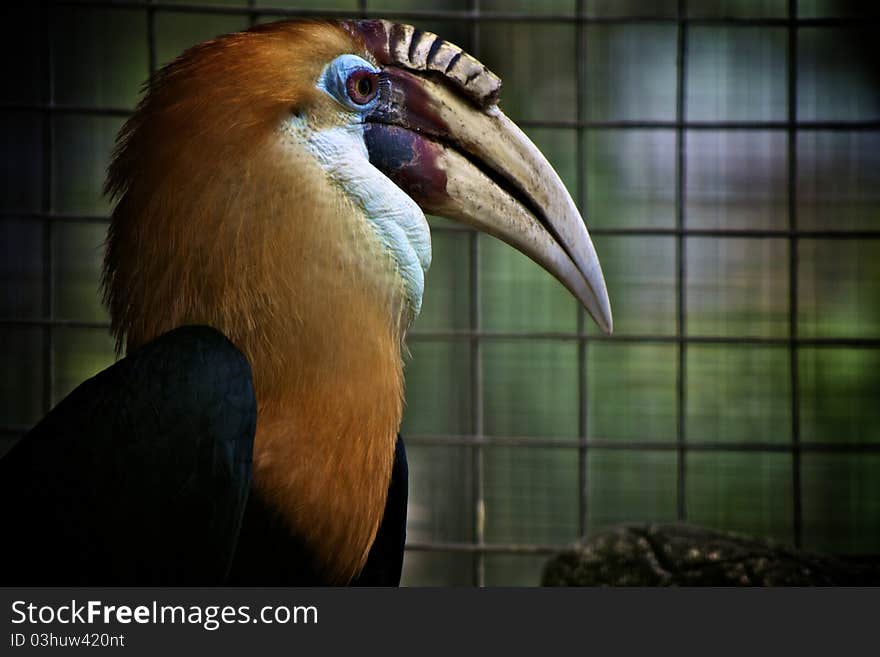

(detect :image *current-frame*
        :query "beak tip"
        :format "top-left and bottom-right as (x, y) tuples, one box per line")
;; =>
(583, 268), (613, 336)
(594, 306), (613, 336)
(589, 281), (613, 336)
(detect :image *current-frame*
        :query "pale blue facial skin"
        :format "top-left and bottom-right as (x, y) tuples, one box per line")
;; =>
(287, 54), (432, 322)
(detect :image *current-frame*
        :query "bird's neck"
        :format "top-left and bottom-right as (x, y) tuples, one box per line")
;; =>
(252, 309), (403, 583)
(109, 129), (412, 582)
(247, 249), (406, 584)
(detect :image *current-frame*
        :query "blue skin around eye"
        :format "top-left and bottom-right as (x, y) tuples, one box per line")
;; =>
(318, 54), (381, 113)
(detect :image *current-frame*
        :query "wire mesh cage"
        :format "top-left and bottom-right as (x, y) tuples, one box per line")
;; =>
(1, 0), (879, 586)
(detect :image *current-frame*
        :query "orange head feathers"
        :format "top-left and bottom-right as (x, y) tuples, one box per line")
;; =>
(104, 21), (408, 377)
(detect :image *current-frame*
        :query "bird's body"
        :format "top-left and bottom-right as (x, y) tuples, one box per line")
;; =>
(103, 22), (414, 582)
(1, 19), (611, 585)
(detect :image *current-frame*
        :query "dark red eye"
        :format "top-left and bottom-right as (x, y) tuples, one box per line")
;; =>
(346, 69), (379, 105)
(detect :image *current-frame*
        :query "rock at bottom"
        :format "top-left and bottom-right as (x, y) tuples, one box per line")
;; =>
(542, 524), (880, 586)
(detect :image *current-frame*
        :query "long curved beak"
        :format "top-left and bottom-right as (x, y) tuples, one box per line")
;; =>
(350, 22), (612, 333)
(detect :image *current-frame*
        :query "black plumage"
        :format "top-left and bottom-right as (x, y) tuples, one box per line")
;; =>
(0, 325), (407, 586)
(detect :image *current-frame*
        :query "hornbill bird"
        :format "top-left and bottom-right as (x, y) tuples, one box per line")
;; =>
(0, 20), (612, 585)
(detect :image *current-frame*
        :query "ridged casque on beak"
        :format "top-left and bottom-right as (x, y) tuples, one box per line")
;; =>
(344, 20), (613, 334)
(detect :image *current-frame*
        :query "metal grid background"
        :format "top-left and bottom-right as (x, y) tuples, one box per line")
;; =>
(1, 0), (879, 586)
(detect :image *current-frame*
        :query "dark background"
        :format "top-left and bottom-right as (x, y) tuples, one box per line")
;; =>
(1, 0), (878, 586)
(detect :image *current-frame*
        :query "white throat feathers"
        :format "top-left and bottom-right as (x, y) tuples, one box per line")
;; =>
(282, 112), (432, 322)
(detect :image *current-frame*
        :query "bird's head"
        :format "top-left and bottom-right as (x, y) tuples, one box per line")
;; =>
(104, 20), (611, 375)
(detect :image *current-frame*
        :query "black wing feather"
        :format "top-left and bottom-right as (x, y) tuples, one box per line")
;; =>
(0, 325), (257, 585)
(0, 324), (408, 586)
